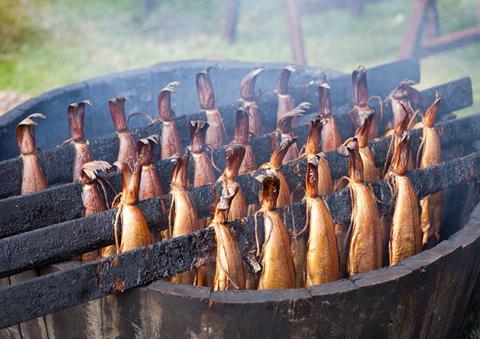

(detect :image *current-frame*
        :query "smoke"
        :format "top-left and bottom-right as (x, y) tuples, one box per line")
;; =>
(1, 0), (479, 116)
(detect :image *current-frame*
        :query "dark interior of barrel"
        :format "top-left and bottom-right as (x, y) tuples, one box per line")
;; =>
(0, 59), (480, 338)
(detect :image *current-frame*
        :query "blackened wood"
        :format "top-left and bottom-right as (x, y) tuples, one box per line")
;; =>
(1, 149), (480, 329)
(0, 277), (21, 339)
(9, 270), (49, 339)
(2, 122), (480, 278)
(1, 100), (477, 241)
(0, 228), (214, 329)
(0, 183), (83, 238)
(207, 288), (312, 338)
(41, 262), (103, 339)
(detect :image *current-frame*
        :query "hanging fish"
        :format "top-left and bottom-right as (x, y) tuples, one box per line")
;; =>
(79, 160), (112, 262)
(302, 118), (333, 196)
(112, 159), (152, 254)
(137, 135), (163, 200)
(232, 107), (259, 217)
(276, 102), (311, 164)
(418, 92), (444, 248)
(233, 107), (257, 175)
(339, 138), (383, 275)
(218, 143), (247, 221)
(355, 111), (381, 182)
(305, 154), (340, 286)
(383, 112), (415, 176)
(168, 153), (201, 285)
(109, 97), (137, 167)
(188, 120), (217, 286)
(348, 66), (382, 139)
(385, 80), (423, 130)
(318, 78), (342, 152)
(212, 183), (246, 291)
(386, 133), (422, 265)
(189, 120), (217, 188)
(158, 81), (183, 159)
(240, 67), (265, 136)
(196, 68), (226, 149)
(293, 119), (334, 287)
(259, 138), (297, 207)
(67, 100), (93, 181)
(12, 114), (49, 339)
(276, 65), (296, 122)
(137, 136), (164, 242)
(17, 113), (48, 195)
(256, 171), (296, 289)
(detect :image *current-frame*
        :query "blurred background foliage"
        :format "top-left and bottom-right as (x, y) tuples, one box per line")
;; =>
(0, 0), (479, 112)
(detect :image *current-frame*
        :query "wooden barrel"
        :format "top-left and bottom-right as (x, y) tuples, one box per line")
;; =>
(0, 59), (477, 338)
(7, 180), (476, 339)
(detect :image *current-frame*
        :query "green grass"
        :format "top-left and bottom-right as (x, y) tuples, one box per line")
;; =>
(1, 0), (479, 117)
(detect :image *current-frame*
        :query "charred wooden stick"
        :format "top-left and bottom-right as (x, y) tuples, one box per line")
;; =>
(1, 149), (480, 328)
(1, 111), (480, 240)
(1, 138), (480, 278)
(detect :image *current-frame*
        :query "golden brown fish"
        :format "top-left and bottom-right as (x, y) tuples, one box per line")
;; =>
(339, 138), (383, 275)
(259, 138), (297, 207)
(79, 160), (111, 262)
(113, 159), (152, 254)
(212, 183), (246, 291)
(67, 100), (93, 181)
(137, 136), (164, 242)
(305, 155), (340, 286)
(385, 80), (423, 129)
(189, 120), (216, 188)
(387, 133), (421, 265)
(233, 107), (257, 175)
(17, 113), (48, 195)
(158, 81), (183, 159)
(318, 79), (342, 152)
(240, 67), (264, 137)
(355, 112), (381, 182)
(302, 118), (333, 196)
(348, 66), (380, 139)
(196, 68), (226, 149)
(276, 103), (310, 164)
(168, 153), (201, 285)
(109, 97), (137, 167)
(256, 171), (296, 289)
(218, 143), (247, 221)
(418, 92), (444, 248)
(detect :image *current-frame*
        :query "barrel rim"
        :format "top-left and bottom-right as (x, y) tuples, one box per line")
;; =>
(0, 59), (339, 128)
(142, 202), (480, 303)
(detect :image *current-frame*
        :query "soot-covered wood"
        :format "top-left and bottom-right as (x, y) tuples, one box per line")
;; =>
(0, 146), (480, 322)
(1, 109), (479, 240)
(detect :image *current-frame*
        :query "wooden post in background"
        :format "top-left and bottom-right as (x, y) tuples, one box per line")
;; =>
(284, 0), (307, 64)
